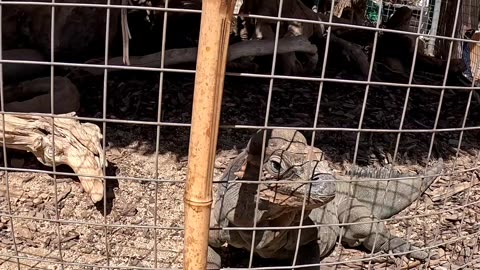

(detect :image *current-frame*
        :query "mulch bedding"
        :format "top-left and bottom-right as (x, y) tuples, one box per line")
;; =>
(0, 69), (479, 269)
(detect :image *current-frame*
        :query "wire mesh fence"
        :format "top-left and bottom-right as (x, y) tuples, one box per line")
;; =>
(368, 0), (433, 33)
(0, 0), (479, 269)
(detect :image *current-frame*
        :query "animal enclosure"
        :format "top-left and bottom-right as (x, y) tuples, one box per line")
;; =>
(0, 0), (479, 269)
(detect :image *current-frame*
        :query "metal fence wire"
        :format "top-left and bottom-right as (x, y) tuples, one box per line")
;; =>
(0, 0), (479, 269)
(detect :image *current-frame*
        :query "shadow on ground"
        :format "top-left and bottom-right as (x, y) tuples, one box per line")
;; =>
(68, 70), (479, 167)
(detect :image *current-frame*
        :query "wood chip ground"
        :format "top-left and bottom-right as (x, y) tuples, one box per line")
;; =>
(1, 72), (479, 269)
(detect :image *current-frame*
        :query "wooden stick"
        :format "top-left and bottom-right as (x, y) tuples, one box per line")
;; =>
(183, 0), (235, 270)
(81, 36), (317, 76)
(0, 112), (105, 203)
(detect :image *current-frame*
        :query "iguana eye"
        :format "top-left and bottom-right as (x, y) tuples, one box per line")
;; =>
(269, 156), (286, 175)
(270, 160), (282, 174)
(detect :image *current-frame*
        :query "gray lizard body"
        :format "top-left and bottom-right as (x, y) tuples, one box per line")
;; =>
(208, 129), (444, 269)
(311, 162), (443, 261)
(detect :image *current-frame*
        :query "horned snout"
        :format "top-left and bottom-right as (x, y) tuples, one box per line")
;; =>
(310, 172), (336, 204)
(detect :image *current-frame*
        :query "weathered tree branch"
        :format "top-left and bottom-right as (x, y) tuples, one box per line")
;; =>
(81, 36), (317, 75)
(0, 112), (105, 203)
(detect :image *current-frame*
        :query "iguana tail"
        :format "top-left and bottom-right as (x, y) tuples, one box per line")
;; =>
(344, 158), (444, 219)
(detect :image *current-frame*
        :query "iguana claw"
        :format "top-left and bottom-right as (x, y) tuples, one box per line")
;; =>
(381, 238), (429, 260)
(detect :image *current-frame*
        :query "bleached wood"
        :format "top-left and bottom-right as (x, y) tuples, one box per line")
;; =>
(0, 112), (105, 203)
(81, 36), (317, 76)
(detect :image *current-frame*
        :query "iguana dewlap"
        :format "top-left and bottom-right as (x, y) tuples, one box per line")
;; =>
(208, 129), (444, 269)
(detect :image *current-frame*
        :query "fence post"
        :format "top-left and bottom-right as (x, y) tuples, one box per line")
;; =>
(183, 0), (236, 269)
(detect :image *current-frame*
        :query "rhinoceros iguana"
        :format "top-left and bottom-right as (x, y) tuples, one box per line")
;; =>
(207, 129), (443, 269)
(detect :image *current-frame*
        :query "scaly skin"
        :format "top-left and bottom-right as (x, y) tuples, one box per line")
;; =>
(208, 129), (337, 269)
(312, 160), (444, 261)
(208, 129), (444, 269)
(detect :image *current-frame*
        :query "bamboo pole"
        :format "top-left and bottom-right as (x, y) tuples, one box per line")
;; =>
(183, 0), (236, 270)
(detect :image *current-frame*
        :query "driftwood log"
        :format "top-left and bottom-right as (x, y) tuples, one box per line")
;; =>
(79, 36), (317, 76)
(0, 112), (105, 203)
(0, 48), (101, 202)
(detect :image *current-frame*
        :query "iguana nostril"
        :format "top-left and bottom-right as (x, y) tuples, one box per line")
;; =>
(310, 173), (336, 197)
(312, 172), (332, 181)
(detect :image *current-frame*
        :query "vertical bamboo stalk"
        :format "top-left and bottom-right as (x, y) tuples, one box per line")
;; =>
(183, 0), (235, 270)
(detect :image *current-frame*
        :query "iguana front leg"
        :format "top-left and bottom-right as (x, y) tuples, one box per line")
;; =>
(337, 197), (429, 260)
(307, 202), (340, 257)
(208, 129), (337, 268)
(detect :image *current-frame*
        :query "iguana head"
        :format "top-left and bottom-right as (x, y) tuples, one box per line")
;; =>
(243, 129), (336, 210)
